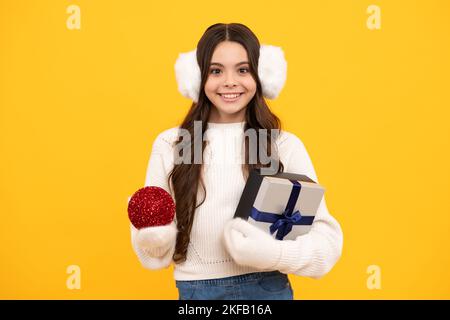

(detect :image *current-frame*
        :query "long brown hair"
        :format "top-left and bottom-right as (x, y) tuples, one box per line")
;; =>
(168, 23), (284, 263)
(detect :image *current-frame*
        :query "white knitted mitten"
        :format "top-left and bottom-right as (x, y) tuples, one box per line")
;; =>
(128, 194), (177, 257)
(223, 218), (282, 270)
(134, 221), (178, 255)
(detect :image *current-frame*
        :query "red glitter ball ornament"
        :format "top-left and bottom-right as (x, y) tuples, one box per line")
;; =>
(128, 186), (175, 229)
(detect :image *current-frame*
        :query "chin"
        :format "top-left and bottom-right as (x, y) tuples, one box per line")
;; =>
(217, 106), (246, 115)
(215, 99), (247, 109)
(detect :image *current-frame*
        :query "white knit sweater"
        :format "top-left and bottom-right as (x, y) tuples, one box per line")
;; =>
(130, 121), (343, 281)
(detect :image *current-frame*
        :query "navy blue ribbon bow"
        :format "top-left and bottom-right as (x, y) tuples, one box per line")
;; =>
(250, 180), (315, 240)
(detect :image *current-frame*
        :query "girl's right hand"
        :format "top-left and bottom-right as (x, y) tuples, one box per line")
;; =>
(134, 220), (178, 251)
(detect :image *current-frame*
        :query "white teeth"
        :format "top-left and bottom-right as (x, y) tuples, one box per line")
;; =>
(221, 93), (241, 99)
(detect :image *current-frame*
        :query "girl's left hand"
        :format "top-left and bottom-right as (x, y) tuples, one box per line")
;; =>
(223, 218), (282, 270)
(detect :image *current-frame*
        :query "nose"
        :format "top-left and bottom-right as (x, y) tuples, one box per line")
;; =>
(223, 70), (237, 87)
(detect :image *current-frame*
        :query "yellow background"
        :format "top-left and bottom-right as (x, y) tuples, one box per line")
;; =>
(1, 0), (449, 299)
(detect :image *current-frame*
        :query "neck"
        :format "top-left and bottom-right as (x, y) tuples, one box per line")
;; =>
(206, 121), (246, 129)
(208, 108), (246, 124)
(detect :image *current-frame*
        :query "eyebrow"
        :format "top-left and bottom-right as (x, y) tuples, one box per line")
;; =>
(209, 61), (249, 67)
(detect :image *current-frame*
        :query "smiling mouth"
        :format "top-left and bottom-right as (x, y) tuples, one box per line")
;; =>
(217, 92), (244, 102)
(217, 93), (244, 96)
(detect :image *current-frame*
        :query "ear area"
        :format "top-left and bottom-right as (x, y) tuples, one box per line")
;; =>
(258, 45), (288, 99)
(174, 49), (201, 103)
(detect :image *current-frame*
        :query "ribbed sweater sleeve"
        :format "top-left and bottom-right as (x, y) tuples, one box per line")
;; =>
(130, 131), (178, 270)
(275, 133), (343, 279)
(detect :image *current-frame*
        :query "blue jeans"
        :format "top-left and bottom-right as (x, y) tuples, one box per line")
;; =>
(175, 271), (294, 300)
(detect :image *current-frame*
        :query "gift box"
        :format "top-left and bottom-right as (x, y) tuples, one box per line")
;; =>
(234, 168), (325, 240)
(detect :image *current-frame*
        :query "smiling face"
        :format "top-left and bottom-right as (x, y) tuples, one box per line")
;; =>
(204, 41), (257, 123)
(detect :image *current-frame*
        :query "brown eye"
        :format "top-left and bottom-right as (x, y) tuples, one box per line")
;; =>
(239, 68), (249, 73)
(210, 68), (221, 74)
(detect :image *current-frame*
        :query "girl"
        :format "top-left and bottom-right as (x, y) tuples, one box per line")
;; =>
(130, 23), (343, 300)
